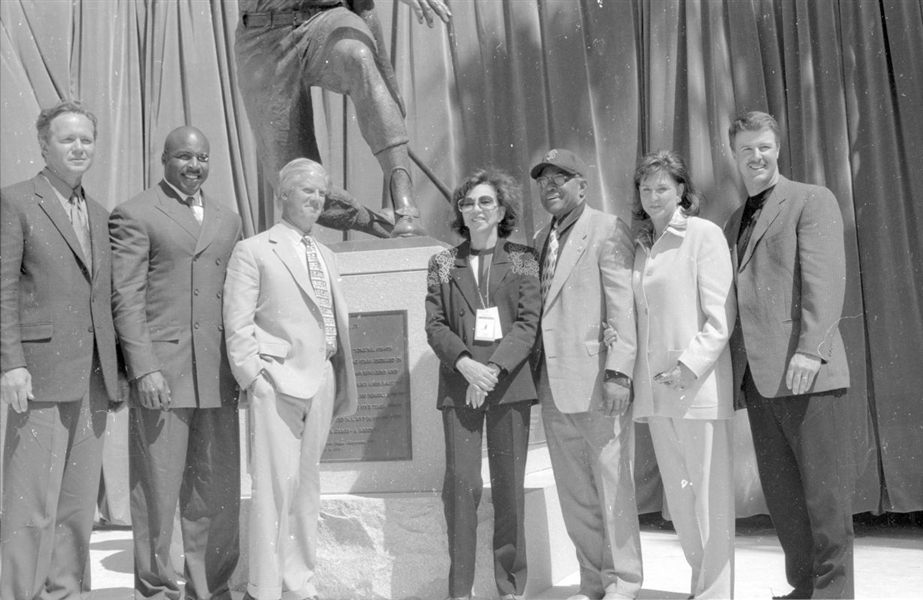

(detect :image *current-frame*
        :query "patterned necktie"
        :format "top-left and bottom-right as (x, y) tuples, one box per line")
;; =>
(541, 225), (559, 305)
(303, 235), (338, 356)
(68, 191), (92, 272)
(186, 196), (203, 224)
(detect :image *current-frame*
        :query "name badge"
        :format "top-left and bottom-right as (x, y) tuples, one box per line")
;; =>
(474, 307), (503, 341)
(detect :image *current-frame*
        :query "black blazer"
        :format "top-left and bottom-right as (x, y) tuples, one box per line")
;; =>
(425, 240), (541, 409)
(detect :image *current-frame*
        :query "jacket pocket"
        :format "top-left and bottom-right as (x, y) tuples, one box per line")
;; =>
(584, 340), (604, 356)
(258, 341), (291, 359)
(20, 322), (53, 341)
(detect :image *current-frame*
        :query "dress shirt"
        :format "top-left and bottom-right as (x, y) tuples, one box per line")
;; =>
(163, 180), (204, 223)
(736, 185), (775, 260)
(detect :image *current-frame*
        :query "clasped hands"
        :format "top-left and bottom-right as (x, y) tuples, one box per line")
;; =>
(456, 355), (499, 409)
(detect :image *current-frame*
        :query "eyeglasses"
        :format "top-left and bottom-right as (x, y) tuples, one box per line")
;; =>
(457, 195), (498, 212)
(536, 173), (574, 188)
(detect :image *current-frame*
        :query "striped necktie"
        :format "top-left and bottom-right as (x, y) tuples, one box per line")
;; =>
(303, 235), (338, 356)
(541, 225), (559, 306)
(68, 191), (92, 272)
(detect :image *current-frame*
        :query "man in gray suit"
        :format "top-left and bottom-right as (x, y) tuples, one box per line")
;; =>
(531, 149), (642, 600)
(1, 100), (121, 599)
(724, 112), (853, 599)
(110, 126), (242, 600)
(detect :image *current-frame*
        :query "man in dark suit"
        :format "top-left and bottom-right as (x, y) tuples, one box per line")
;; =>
(110, 126), (242, 600)
(1, 100), (121, 599)
(724, 111), (853, 599)
(531, 149), (641, 600)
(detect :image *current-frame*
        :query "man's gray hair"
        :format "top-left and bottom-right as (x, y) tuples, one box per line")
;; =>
(277, 158), (328, 199)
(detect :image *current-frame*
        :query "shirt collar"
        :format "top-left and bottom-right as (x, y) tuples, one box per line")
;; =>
(163, 179), (202, 205)
(279, 218), (311, 244)
(552, 200), (586, 233)
(746, 185), (775, 210)
(42, 167), (82, 200)
(636, 211), (689, 250)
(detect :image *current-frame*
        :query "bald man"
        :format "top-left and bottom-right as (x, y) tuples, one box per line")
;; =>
(110, 126), (242, 600)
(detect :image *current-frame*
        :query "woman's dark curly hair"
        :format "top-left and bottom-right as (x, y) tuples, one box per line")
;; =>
(451, 168), (522, 239)
(631, 150), (703, 222)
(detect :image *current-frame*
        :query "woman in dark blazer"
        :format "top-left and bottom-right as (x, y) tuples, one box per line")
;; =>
(425, 168), (541, 600)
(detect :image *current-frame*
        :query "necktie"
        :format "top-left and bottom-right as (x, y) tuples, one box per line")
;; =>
(303, 235), (338, 356)
(68, 191), (92, 272)
(186, 196), (203, 224)
(541, 225), (559, 306)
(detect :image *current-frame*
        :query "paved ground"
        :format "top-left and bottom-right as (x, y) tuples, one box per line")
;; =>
(88, 515), (922, 599)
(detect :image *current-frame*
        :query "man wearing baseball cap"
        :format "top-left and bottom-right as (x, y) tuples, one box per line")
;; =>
(531, 149), (642, 600)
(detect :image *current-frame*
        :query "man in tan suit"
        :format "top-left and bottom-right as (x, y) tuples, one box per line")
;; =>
(531, 149), (641, 600)
(1, 100), (121, 599)
(223, 158), (358, 600)
(724, 112), (853, 599)
(110, 126), (242, 600)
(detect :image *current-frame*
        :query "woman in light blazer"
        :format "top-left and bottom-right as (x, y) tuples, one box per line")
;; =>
(425, 168), (541, 600)
(609, 150), (737, 598)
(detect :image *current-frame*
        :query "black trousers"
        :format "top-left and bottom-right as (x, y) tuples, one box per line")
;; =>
(441, 401), (531, 597)
(745, 372), (855, 599)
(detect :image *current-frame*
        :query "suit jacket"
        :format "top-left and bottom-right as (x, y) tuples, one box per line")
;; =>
(723, 175), (850, 402)
(425, 239), (541, 409)
(632, 214), (736, 421)
(222, 223), (357, 419)
(0, 173), (119, 402)
(110, 180), (242, 409)
(533, 205), (637, 413)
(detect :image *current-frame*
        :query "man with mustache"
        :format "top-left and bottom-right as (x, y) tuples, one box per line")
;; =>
(724, 112), (853, 599)
(531, 149), (642, 600)
(1, 100), (121, 599)
(110, 126), (243, 600)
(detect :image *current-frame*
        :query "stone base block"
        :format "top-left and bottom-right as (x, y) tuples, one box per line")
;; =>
(231, 469), (575, 599)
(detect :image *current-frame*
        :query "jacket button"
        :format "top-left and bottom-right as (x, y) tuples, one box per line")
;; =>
(217, 324), (224, 331)
(215, 258), (222, 265)
(194, 323), (200, 329)
(216, 291), (222, 299)
(87, 326), (94, 333)
(194, 289), (199, 296)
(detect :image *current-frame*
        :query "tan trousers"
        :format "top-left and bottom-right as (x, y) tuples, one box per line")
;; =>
(247, 362), (335, 600)
(648, 417), (735, 599)
(539, 368), (643, 599)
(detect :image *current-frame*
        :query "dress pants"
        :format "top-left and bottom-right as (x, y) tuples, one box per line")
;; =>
(1, 358), (108, 600)
(744, 373), (854, 599)
(129, 405), (240, 600)
(539, 370), (643, 600)
(648, 417), (735, 599)
(441, 401), (531, 598)
(248, 361), (336, 600)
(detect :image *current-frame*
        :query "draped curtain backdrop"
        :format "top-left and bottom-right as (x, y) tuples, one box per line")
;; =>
(1, 0), (920, 513)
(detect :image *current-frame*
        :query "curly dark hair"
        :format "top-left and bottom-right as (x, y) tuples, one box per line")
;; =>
(632, 150), (702, 222)
(451, 168), (522, 239)
(36, 100), (98, 146)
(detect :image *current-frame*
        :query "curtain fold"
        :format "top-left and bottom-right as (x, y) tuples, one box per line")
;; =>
(1, 0), (919, 513)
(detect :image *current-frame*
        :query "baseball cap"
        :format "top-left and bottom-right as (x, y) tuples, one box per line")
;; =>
(530, 148), (588, 179)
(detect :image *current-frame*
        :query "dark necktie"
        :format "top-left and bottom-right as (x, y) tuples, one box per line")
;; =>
(303, 235), (337, 356)
(68, 191), (92, 272)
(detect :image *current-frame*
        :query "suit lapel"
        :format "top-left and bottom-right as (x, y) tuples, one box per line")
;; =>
(451, 242), (479, 310)
(155, 180), (201, 241)
(739, 179), (787, 271)
(269, 225), (318, 306)
(33, 176), (91, 277)
(86, 194), (109, 283)
(488, 241), (513, 301)
(545, 208), (590, 309)
(194, 192), (222, 256)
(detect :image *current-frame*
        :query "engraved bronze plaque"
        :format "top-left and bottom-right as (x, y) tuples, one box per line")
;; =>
(321, 310), (412, 462)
